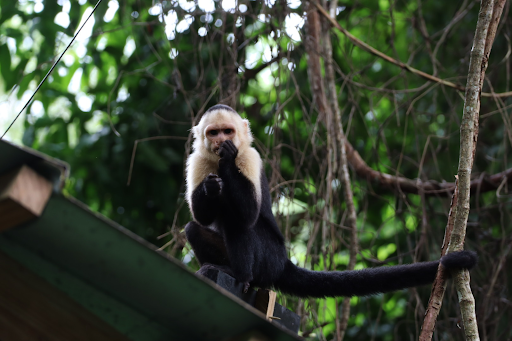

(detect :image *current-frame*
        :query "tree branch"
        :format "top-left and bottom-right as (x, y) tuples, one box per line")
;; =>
(244, 53), (283, 81)
(344, 139), (512, 196)
(419, 179), (458, 341)
(449, 1), (495, 337)
(318, 2), (358, 340)
(315, 2), (512, 98)
(421, 0), (503, 339)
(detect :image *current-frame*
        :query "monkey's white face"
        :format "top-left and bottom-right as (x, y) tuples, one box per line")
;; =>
(192, 109), (252, 157)
(204, 122), (237, 154)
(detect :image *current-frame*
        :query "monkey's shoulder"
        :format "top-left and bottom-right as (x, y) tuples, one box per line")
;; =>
(236, 147), (263, 203)
(236, 147), (262, 179)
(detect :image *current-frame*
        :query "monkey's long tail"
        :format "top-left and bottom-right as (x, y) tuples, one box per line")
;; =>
(274, 250), (477, 298)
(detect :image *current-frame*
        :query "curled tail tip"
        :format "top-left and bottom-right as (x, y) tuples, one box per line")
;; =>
(441, 250), (478, 270)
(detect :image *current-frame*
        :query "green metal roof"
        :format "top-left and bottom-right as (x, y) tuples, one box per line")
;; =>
(0, 139), (302, 341)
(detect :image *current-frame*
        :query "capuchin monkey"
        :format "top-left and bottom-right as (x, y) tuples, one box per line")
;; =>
(184, 104), (477, 297)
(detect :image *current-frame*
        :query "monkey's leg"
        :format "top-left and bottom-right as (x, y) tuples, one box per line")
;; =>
(196, 263), (235, 278)
(223, 229), (256, 292)
(185, 221), (230, 267)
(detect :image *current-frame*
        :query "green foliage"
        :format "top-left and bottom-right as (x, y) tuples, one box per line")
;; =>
(1, 0), (511, 340)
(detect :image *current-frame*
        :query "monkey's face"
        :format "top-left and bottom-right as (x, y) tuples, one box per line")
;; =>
(193, 109), (252, 157)
(204, 123), (237, 154)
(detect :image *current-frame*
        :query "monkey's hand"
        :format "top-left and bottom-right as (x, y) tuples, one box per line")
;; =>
(218, 140), (238, 164)
(203, 173), (223, 196)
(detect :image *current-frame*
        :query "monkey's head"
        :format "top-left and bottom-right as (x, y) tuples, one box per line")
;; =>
(192, 104), (254, 156)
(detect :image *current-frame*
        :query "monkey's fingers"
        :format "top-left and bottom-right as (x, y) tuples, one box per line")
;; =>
(219, 140), (238, 160)
(243, 281), (251, 293)
(204, 177), (223, 196)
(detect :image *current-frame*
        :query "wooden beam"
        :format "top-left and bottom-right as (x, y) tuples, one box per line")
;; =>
(0, 165), (52, 232)
(255, 289), (277, 321)
(0, 250), (130, 341)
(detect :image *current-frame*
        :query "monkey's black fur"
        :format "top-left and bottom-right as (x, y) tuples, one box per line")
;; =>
(205, 104), (238, 114)
(186, 140), (477, 298)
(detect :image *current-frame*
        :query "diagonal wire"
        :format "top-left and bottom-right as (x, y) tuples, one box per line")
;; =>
(1, 0), (104, 140)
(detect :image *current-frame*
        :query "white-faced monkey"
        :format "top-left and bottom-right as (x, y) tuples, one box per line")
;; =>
(185, 104), (477, 297)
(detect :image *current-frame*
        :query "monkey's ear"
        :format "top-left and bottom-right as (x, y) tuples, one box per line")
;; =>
(192, 125), (201, 138)
(242, 119), (250, 133)
(241, 118), (254, 143)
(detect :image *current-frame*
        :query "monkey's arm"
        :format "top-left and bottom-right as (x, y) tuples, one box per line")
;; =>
(190, 174), (222, 226)
(217, 140), (260, 226)
(216, 140), (261, 289)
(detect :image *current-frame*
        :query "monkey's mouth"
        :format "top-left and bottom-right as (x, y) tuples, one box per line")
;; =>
(213, 147), (220, 155)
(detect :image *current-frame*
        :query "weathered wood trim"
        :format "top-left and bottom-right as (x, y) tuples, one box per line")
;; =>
(0, 165), (52, 232)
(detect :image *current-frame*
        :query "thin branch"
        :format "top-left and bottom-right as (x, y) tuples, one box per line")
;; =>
(419, 179), (458, 341)
(318, 2), (358, 339)
(244, 53), (284, 81)
(450, 0), (497, 339)
(422, 1), (505, 333)
(315, 2), (512, 98)
(127, 136), (188, 186)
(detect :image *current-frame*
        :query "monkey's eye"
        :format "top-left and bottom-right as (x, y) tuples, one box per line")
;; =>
(224, 128), (234, 134)
(208, 130), (218, 136)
